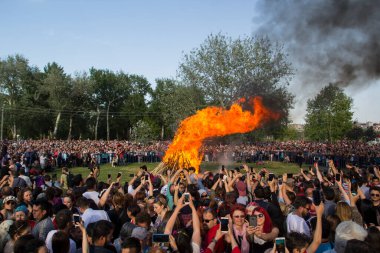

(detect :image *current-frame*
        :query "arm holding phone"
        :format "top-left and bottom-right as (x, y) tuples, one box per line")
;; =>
(98, 182), (115, 208)
(306, 202), (324, 253)
(164, 195), (187, 234)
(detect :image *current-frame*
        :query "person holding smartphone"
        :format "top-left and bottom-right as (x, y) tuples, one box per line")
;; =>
(164, 194), (201, 253)
(230, 204), (250, 252)
(246, 207), (279, 253)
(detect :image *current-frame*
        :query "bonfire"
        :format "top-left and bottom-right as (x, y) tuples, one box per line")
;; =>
(152, 97), (279, 175)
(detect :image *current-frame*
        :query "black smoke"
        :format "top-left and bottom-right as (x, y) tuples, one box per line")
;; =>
(254, 0), (380, 87)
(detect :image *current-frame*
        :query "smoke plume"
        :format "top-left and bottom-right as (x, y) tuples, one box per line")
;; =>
(254, 0), (380, 88)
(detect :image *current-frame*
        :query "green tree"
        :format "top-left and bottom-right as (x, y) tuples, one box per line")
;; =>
(178, 33), (294, 136)
(41, 62), (72, 138)
(305, 84), (353, 141)
(364, 126), (377, 141)
(149, 78), (205, 139)
(90, 68), (131, 140)
(346, 125), (364, 140)
(0, 55), (33, 138)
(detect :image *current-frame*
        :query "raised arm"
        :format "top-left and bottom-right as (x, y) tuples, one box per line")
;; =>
(314, 163), (324, 183)
(98, 182), (115, 208)
(189, 196), (201, 246)
(307, 202), (324, 253)
(164, 195), (186, 234)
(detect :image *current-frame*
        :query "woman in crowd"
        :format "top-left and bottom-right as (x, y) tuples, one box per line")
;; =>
(17, 188), (33, 216)
(229, 204), (250, 252)
(0, 196), (17, 221)
(152, 194), (168, 233)
(246, 206), (279, 253)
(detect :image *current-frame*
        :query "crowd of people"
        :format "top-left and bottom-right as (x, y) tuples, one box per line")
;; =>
(0, 138), (380, 252)
(2, 140), (380, 171)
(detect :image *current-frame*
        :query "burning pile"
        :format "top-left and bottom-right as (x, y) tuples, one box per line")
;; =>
(158, 97), (279, 174)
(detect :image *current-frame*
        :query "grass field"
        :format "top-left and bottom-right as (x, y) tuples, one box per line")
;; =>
(49, 161), (303, 182)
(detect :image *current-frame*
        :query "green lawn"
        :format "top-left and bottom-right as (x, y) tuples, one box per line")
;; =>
(49, 161), (302, 183)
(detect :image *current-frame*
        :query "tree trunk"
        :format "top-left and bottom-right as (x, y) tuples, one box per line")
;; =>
(95, 107), (100, 140)
(53, 111), (61, 138)
(106, 103), (110, 141)
(67, 115), (73, 140)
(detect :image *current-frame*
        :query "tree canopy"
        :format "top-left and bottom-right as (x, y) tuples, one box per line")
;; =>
(304, 83), (354, 142)
(178, 33), (294, 136)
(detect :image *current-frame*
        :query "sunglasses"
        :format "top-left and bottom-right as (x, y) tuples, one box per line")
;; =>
(253, 214), (264, 218)
(233, 215), (245, 218)
(371, 193), (380, 197)
(6, 201), (16, 205)
(203, 218), (214, 223)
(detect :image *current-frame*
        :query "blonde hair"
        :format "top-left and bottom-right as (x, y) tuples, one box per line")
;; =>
(336, 201), (352, 221)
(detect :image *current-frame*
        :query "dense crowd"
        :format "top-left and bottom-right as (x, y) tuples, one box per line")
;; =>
(2, 140), (380, 171)
(0, 139), (380, 253)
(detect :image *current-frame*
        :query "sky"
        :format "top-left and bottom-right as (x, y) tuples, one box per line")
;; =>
(1, 0), (379, 124)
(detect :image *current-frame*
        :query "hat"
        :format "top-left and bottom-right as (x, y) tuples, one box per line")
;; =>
(131, 227), (148, 240)
(3, 196), (17, 204)
(15, 205), (29, 215)
(236, 181), (247, 196)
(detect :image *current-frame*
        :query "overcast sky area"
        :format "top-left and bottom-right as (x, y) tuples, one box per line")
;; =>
(1, 0), (379, 124)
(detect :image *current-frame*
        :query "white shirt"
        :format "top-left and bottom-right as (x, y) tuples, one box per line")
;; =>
(81, 208), (110, 228)
(286, 212), (311, 237)
(45, 230), (76, 253)
(19, 175), (32, 187)
(82, 191), (100, 205)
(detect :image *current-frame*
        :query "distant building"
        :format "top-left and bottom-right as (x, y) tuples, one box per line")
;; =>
(354, 121), (380, 132)
(289, 124), (304, 132)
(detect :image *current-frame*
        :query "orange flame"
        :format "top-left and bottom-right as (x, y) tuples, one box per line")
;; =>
(163, 97), (280, 173)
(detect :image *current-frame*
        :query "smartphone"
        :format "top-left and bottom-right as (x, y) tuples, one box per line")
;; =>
(176, 177), (181, 185)
(117, 172), (122, 178)
(145, 175), (149, 180)
(129, 174), (135, 177)
(268, 173), (274, 181)
(275, 237), (286, 253)
(184, 193), (190, 204)
(278, 179), (283, 185)
(73, 214), (81, 223)
(152, 233), (169, 243)
(335, 174), (341, 181)
(219, 174), (224, 180)
(221, 165), (225, 171)
(108, 174), (111, 179)
(220, 217), (229, 232)
(312, 189), (321, 206)
(249, 216), (257, 227)
(287, 173), (293, 178)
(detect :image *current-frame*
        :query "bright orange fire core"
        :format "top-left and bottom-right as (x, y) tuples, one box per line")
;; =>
(163, 97), (279, 173)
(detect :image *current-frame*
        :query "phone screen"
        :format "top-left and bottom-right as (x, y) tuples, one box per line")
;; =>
(145, 175), (149, 180)
(268, 173), (274, 181)
(108, 174), (111, 179)
(335, 174), (341, 181)
(152, 234), (169, 243)
(249, 216), (257, 227)
(73, 214), (81, 223)
(275, 237), (286, 253)
(287, 173), (293, 178)
(184, 193), (190, 203)
(312, 189), (321, 206)
(220, 218), (229, 232)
